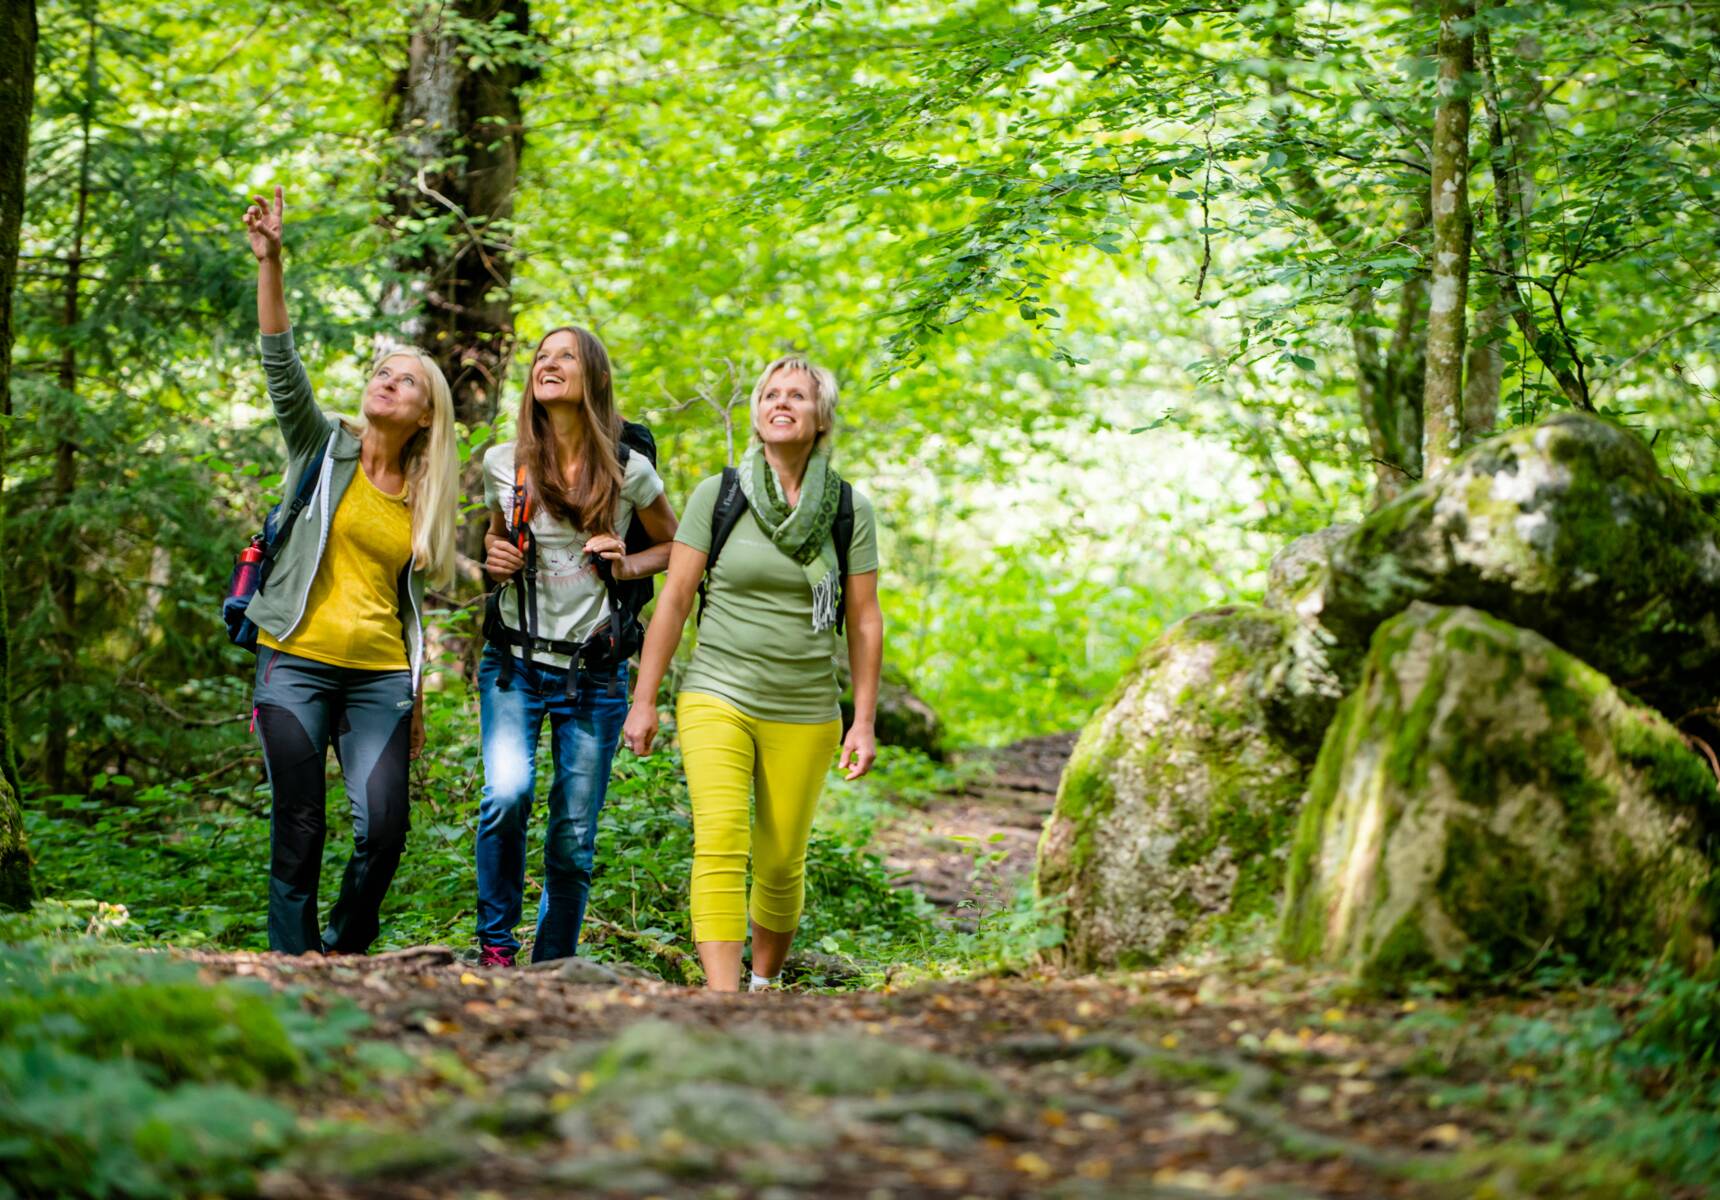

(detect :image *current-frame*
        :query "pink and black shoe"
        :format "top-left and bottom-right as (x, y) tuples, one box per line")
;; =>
(478, 945), (516, 968)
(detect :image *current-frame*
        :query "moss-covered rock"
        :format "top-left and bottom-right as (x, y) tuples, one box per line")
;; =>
(1304, 413), (1720, 718)
(504, 1020), (1005, 1185)
(1264, 523), (1356, 611)
(1037, 607), (1312, 968)
(1280, 603), (1719, 986)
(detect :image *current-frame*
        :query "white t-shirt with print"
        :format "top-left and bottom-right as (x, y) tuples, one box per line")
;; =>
(482, 440), (664, 668)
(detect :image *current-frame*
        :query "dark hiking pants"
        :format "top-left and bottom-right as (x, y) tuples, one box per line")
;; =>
(253, 647), (413, 955)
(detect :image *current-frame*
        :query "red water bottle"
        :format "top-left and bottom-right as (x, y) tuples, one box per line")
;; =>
(231, 537), (265, 599)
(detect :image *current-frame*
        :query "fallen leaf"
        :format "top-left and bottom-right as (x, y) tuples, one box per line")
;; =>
(1419, 1122), (1465, 1149)
(1296, 1083), (1332, 1106)
(1013, 1152), (1053, 1178)
(1076, 1158), (1112, 1180)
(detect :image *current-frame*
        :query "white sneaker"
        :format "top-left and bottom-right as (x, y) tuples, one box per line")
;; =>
(748, 972), (778, 993)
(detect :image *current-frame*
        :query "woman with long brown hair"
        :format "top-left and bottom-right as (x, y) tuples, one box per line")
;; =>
(474, 326), (678, 966)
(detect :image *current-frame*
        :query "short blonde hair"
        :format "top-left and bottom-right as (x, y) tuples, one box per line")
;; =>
(749, 356), (839, 452)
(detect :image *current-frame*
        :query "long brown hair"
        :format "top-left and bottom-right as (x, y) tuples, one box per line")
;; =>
(515, 326), (623, 534)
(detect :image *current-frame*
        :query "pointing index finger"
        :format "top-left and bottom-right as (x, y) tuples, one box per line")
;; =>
(273, 185), (284, 219)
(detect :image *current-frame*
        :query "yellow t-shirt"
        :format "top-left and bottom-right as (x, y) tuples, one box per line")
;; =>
(259, 469), (413, 670)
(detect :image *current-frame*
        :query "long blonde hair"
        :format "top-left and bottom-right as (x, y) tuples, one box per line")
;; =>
(348, 346), (458, 589)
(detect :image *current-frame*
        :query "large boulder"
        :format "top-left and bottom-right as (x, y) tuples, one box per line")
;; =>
(1280, 603), (1719, 985)
(1037, 607), (1310, 968)
(1295, 413), (1720, 719)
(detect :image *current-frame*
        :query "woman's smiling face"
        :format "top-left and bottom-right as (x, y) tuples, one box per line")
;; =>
(364, 354), (432, 428)
(532, 330), (584, 405)
(754, 366), (822, 449)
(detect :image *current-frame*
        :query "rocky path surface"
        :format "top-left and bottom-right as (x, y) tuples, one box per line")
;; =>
(185, 947), (1497, 1200)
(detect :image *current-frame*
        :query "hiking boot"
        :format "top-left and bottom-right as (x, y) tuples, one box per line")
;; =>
(478, 945), (516, 968)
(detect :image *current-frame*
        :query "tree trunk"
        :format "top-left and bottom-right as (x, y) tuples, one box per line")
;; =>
(42, 11), (96, 795)
(1463, 292), (1502, 439)
(383, 0), (534, 438)
(1420, 0), (1474, 478)
(0, 0), (38, 909)
(1267, 14), (1427, 506)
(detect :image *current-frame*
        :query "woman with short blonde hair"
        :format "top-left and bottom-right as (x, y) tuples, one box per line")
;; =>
(624, 354), (885, 991)
(241, 186), (457, 955)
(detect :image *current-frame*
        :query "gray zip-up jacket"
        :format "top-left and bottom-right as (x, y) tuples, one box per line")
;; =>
(245, 329), (428, 693)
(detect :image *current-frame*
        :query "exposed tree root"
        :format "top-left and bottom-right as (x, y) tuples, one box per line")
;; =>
(999, 1033), (1428, 1178)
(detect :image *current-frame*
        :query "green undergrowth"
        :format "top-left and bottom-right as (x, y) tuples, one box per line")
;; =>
(0, 914), (369, 1198)
(1400, 962), (1720, 1197)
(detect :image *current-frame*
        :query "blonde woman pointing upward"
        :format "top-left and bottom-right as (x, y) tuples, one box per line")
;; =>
(242, 187), (458, 955)
(623, 356), (884, 992)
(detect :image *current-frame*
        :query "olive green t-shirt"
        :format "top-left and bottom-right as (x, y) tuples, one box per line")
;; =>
(676, 472), (879, 723)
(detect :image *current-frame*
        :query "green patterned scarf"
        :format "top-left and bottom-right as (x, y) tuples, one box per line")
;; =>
(738, 443), (843, 632)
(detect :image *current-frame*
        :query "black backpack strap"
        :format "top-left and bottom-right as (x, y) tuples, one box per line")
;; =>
(697, 466), (746, 623)
(833, 480), (854, 635)
(263, 438), (329, 567)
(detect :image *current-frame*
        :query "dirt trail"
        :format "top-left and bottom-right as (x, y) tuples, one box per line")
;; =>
(189, 947), (1484, 1199)
(873, 733), (1076, 919)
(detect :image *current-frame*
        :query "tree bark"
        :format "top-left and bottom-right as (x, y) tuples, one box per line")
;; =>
(0, 0), (38, 909)
(383, 0), (535, 438)
(1463, 292), (1502, 439)
(1420, 0), (1474, 478)
(41, 11), (96, 795)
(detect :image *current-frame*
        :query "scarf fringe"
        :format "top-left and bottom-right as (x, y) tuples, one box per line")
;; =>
(811, 568), (840, 634)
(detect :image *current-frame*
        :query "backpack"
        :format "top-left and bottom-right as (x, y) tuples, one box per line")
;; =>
(698, 465), (856, 633)
(481, 422), (657, 695)
(221, 432), (333, 652)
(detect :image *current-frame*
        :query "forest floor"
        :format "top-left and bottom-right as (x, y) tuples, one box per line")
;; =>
(153, 736), (1706, 1200)
(182, 939), (1671, 1200)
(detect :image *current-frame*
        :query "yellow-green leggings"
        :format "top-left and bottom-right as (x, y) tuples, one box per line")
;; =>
(677, 692), (842, 943)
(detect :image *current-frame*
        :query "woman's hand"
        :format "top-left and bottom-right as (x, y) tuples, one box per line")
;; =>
(243, 186), (284, 262)
(839, 720), (876, 780)
(583, 533), (630, 579)
(484, 529), (525, 581)
(622, 700), (659, 756)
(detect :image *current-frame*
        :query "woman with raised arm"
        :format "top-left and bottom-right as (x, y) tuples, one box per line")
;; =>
(242, 187), (458, 956)
(622, 356), (884, 993)
(473, 327), (678, 967)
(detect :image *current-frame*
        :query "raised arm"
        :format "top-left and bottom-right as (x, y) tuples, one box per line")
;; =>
(243, 186), (325, 457)
(621, 540), (704, 756)
(245, 186), (289, 335)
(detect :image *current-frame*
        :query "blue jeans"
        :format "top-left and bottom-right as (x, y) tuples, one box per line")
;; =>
(474, 644), (628, 961)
